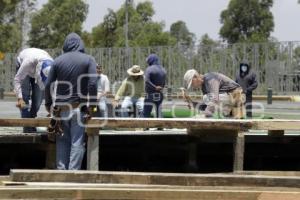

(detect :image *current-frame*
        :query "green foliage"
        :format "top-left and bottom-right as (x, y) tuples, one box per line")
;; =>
(220, 0), (274, 44)
(0, 0), (23, 52)
(89, 1), (176, 47)
(197, 34), (221, 72)
(136, 1), (154, 23)
(29, 0), (88, 49)
(199, 33), (217, 47)
(0, 24), (21, 52)
(170, 20), (195, 46)
(0, 0), (20, 23)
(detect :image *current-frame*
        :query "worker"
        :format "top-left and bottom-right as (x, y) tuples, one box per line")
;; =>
(143, 54), (166, 118)
(183, 69), (245, 119)
(112, 65), (144, 118)
(96, 64), (110, 118)
(14, 48), (53, 133)
(45, 32), (98, 170)
(236, 60), (258, 118)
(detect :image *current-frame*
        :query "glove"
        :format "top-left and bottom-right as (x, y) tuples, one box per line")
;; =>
(82, 105), (98, 128)
(85, 106), (100, 136)
(16, 98), (26, 109)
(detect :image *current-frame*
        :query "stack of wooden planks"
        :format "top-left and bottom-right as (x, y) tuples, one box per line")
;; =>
(0, 170), (299, 199)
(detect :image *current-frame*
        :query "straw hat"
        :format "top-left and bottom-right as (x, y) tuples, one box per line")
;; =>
(127, 65), (144, 76)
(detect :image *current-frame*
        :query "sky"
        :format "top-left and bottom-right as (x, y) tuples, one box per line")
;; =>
(37, 0), (300, 42)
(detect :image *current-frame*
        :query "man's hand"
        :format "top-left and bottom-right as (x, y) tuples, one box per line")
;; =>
(155, 86), (163, 91)
(16, 98), (26, 109)
(180, 87), (189, 101)
(180, 87), (192, 109)
(112, 99), (119, 108)
(45, 105), (51, 114)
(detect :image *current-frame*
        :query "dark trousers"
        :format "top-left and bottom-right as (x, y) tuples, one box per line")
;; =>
(245, 95), (252, 118)
(143, 93), (163, 118)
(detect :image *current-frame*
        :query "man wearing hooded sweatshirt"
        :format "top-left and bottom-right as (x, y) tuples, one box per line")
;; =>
(143, 54), (167, 118)
(45, 33), (97, 170)
(235, 60), (258, 118)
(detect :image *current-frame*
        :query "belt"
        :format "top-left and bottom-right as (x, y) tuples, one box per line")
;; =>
(57, 102), (80, 111)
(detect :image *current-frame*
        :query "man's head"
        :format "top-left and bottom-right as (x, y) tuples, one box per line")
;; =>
(239, 59), (250, 74)
(96, 64), (103, 74)
(184, 69), (203, 89)
(127, 65), (144, 80)
(63, 32), (85, 53)
(146, 54), (159, 66)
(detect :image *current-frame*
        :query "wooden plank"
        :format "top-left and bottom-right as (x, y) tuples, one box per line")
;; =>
(9, 170), (300, 188)
(0, 187), (300, 200)
(0, 134), (45, 143)
(1, 118), (300, 131)
(235, 171), (300, 177)
(268, 130), (285, 136)
(45, 143), (56, 169)
(251, 120), (300, 130)
(233, 131), (245, 172)
(0, 176), (10, 186)
(87, 135), (99, 171)
(0, 118), (252, 131)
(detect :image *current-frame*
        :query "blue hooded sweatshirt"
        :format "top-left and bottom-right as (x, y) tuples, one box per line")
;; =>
(144, 54), (167, 94)
(45, 33), (97, 107)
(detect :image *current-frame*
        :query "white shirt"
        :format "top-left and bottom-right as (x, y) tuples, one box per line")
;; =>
(97, 74), (110, 97)
(14, 48), (53, 99)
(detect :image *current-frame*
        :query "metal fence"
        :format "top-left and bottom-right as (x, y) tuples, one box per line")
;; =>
(1, 41), (300, 95)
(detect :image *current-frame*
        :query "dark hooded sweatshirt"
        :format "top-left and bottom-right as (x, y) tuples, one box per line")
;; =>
(235, 60), (258, 101)
(45, 33), (97, 107)
(144, 54), (167, 94)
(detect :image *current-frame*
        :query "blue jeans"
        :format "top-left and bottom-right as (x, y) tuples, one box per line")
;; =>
(56, 108), (85, 170)
(20, 76), (43, 132)
(98, 97), (108, 118)
(143, 92), (163, 118)
(120, 96), (144, 117)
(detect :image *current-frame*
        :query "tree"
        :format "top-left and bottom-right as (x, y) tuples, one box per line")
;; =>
(29, 0), (88, 49)
(170, 20), (195, 46)
(89, 0), (176, 47)
(90, 9), (118, 47)
(219, 0), (274, 44)
(136, 1), (154, 23)
(0, 0), (35, 52)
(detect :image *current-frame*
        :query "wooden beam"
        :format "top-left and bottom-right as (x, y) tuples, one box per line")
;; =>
(0, 118), (252, 130)
(88, 118), (252, 130)
(268, 130), (285, 136)
(87, 135), (99, 171)
(10, 170), (300, 188)
(0, 186), (299, 200)
(233, 131), (245, 172)
(251, 120), (300, 130)
(45, 143), (56, 169)
(0, 133), (45, 143)
(235, 171), (300, 176)
(1, 118), (300, 131)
